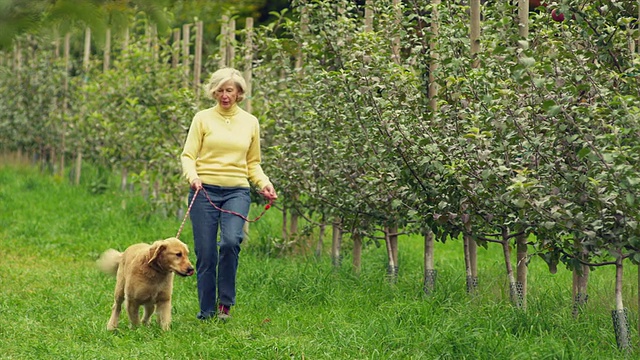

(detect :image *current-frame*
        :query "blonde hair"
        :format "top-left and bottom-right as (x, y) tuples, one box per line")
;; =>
(204, 67), (246, 102)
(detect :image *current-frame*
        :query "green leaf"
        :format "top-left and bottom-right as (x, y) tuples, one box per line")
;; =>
(541, 100), (556, 111)
(577, 147), (590, 159)
(533, 77), (546, 87)
(547, 105), (562, 116)
(518, 57), (536, 68)
(626, 193), (635, 206)
(542, 221), (555, 229)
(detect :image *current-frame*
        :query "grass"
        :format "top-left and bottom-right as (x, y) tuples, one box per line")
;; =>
(1, 163), (640, 359)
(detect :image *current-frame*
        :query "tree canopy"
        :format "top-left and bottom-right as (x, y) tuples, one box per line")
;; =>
(0, 0), (290, 50)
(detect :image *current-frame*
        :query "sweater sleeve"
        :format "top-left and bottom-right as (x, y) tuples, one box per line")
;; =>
(247, 119), (271, 189)
(180, 114), (202, 184)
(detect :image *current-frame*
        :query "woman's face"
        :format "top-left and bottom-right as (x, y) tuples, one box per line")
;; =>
(214, 80), (242, 109)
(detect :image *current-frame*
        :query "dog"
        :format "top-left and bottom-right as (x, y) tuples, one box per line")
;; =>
(97, 237), (195, 331)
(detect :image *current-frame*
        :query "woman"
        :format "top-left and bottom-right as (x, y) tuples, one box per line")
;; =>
(181, 67), (277, 321)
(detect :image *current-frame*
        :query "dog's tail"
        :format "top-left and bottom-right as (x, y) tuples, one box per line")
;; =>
(96, 249), (122, 276)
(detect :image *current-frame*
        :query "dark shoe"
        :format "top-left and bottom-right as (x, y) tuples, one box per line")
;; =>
(197, 311), (215, 321)
(217, 304), (231, 321)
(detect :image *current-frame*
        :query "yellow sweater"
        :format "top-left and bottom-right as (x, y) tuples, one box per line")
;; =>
(180, 104), (271, 189)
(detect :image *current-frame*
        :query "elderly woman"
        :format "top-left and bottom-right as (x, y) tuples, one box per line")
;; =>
(181, 67), (277, 321)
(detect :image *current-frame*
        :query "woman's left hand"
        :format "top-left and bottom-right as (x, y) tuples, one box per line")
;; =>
(261, 184), (278, 200)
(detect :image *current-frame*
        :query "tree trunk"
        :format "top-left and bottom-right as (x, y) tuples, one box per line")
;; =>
(289, 211), (299, 243)
(423, 229), (436, 294)
(463, 218), (478, 293)
(385, 225), (399, 281)
(501, 228), (518, 306)
(353, 232), (362, 274)
(120, 167), (128, 192)
(516, 233), (527, 309)
(153, 180), (159, 200)
(572, 243), (590, 317)
(282, 206), (288, 241)
(390, 225), (399, 276)
(331, 218), (342, 267)
(469, 235), (477, 281)
(612, 255), (630, 350)
(141, 165), (149, 199)
(288, 195), (300, 253)
(464, 233), (479, 294)
(74, 150), (82, 185)
(315, 221), (325, 259)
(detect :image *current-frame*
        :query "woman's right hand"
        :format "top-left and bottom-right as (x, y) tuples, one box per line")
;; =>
(190, 178), (203, 191)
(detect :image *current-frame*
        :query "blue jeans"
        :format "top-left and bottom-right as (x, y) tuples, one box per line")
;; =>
(188, 184), (250, 320)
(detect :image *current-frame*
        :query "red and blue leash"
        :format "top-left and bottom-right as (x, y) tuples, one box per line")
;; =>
(176, 187), (273, 239)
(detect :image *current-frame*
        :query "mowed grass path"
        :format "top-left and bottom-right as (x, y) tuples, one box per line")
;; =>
(0, 164), (639, 359)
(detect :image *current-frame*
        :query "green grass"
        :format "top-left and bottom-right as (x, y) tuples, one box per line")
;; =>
(1, 164), (639, 359)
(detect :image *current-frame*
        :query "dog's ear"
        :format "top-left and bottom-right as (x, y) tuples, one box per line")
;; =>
(148, 241), (166, 265)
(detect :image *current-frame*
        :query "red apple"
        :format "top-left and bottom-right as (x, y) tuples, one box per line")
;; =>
(551, 8), (565, 22)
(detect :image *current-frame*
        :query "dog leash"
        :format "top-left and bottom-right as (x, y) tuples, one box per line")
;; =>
(176, 187), (274, 239)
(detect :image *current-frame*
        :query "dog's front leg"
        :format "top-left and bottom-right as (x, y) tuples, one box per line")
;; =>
(156, 299), (172, 330)
(141, 303), (155, 326)
(126, 300), (141, 329)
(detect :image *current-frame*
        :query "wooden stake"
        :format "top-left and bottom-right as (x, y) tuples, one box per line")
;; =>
(227, 18), (236, 68)
(515, 0), (529, 309)
(194, 21), (203, 94)
(172, 28), (180, 68)
(60, 33), (70, 177)
(364, 0), (373, 32)
(470, 0), (481, 69)
(123, 28), (129, 58)
(518, 0), (528, 38)
(182, 23), (191, 87)
(429, 0), (440, 111)
(243, 18), (254, 113)
(76, 27), (91, 186)
(392, 0), (401, 64)
(296, 8), (307, 70)
(219, 15), (228, 68)
(104, 28), (111, 72)
(83, 27), (91, 70)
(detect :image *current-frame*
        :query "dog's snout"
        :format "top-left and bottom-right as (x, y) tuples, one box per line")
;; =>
(186, 267), (195, 276)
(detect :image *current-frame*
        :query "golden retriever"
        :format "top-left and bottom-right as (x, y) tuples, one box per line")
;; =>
(97, 237), (195, 331)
